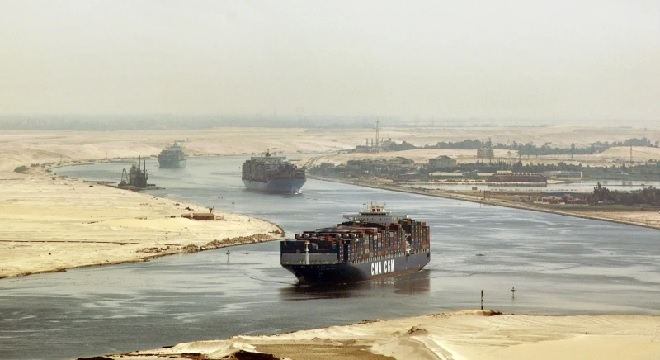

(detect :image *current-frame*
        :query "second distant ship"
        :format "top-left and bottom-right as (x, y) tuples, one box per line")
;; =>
(158, 141), (187, 168)
(242, 151), (306, 194)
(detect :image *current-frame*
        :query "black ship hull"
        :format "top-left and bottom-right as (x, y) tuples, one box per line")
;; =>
(281, 251), (430, 285)
(243, 178), (305, 194)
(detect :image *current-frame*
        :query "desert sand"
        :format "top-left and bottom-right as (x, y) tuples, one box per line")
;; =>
(1, 126), (659, 360)
(101, 310), (660, 360)
(0, 174), (282, 278)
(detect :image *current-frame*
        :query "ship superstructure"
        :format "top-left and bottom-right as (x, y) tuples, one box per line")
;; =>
(280, 204), (431, 284)
(242, 151), (306, 194)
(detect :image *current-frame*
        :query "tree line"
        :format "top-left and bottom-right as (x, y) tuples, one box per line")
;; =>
(589, 183), (660, 206)
(420, 138), (658, 155)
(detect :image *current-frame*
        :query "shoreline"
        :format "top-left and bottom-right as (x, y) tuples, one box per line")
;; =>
(0, 168), (284, 280)
(309, 176), (660, 231)
(0, 231), (281, 280)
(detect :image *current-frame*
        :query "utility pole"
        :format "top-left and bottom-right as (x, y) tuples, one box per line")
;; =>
(374, 119), (380, 153)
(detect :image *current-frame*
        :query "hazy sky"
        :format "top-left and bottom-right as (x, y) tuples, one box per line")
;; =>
(1, 0), (658, 125)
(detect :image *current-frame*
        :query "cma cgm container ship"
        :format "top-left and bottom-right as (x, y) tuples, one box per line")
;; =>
(280, 204), (431, 284)
(242, 151), (306, 194)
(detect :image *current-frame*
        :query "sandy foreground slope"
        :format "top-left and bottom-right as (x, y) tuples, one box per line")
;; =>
(1, 127), (659, 360)
(100, 310), (660, 360)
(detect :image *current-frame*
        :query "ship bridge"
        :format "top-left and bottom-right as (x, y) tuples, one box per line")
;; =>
(343, 204), (408, 225)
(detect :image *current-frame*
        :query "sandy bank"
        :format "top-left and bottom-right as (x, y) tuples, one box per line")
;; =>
(98, 310), (660, 360)
(0, 171), (283, 279)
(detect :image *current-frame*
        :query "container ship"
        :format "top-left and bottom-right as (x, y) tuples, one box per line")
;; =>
(157, 141), (187, 168)
(280, 204), (431, 284)
(242, 151), (306, 194)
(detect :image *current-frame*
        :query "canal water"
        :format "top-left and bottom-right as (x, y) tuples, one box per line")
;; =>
(1, 156), (658, 359)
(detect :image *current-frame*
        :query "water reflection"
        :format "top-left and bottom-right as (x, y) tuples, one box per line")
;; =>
(393, 270), (431, 295)
(279, 270), (431, 301)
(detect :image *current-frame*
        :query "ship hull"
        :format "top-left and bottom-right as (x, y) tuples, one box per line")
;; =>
(243, 178), (306, 194)
(158, 158), (186, 168)
(281, 251), (430, 285)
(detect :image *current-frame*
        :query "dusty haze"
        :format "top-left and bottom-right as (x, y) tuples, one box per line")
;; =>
(1, 1), (658, 125)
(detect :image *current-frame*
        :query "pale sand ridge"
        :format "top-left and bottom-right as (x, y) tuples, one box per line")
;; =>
(105, 311), (660, 360)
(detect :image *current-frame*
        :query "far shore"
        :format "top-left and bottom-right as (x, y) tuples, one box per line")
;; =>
(309, 175), (660, 231)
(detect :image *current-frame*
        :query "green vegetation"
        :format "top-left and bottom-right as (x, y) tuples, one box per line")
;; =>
(589, 183), (660, 206)
(312, 159), (660, 182)
(421, 137), (658, 156)
(14, 165), (28, 173)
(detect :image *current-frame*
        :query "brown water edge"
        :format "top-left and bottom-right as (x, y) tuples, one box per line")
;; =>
(0, 231), (282, 280)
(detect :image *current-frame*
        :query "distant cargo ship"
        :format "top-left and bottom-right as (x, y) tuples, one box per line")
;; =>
(280, 204), (431, 284)
(242, 151), (306, 194)
(158, 141), (187, 168)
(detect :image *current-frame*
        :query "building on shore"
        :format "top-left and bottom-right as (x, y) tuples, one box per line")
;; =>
(544, 171), (583, 180)
(487, 172), (547, 186)
(428, 155), (457, 170)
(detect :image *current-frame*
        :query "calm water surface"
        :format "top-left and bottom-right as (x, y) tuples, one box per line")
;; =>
(1, 156), (658, 359)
